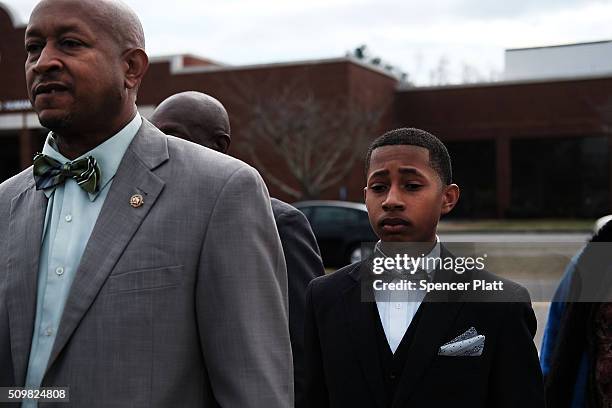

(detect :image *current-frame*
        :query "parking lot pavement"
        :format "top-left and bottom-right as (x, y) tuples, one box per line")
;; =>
(438, 232), (591, 243)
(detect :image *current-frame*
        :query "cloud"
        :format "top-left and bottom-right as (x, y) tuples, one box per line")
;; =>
(3, 0), (611, 85)
(451, 0), (608, 19)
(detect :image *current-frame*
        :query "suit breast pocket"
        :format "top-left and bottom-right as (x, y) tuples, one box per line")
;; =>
(429, 354), (486, 378)
(106, 265), (183, 294)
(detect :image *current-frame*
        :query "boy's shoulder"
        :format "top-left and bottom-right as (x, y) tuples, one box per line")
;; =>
(468, 268), (532, 303)
(308, 260), (364, 300)
(311, 260), (361, 284)
(440, 243), (531, 303)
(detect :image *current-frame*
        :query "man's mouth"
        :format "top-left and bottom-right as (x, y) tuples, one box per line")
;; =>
(34, 82), (70, 98)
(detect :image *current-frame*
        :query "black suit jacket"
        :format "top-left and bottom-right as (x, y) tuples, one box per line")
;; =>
(304, 248), (545, 408)
(271, 198), (325, 405)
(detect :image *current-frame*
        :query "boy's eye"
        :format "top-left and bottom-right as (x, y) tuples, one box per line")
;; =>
(369, 184), (387, 193)
(405, 183), (422, 191)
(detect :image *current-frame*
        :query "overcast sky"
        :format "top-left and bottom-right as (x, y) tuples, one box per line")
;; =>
(2, 0), (611, 85)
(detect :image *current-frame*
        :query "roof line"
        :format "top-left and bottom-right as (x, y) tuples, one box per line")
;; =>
(397, 72), (612, 92)
(506, 39), (612, 52)
(148, 53), (227, 67)
(153, 54), (398, 79)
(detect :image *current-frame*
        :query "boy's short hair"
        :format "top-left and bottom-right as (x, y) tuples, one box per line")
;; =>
(365, 127), (452, 185)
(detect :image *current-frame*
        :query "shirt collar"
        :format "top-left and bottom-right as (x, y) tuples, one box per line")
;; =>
(374, 235), (441, 274)
(41, 113), (142, 201)
(424, 235), (440, 272)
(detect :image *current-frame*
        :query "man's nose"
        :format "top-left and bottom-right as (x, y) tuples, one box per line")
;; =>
(382, 185), (405, 211)
(32, 44), (62, 74)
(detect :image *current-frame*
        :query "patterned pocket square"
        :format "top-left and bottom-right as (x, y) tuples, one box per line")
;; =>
(438, 327), (485, 357)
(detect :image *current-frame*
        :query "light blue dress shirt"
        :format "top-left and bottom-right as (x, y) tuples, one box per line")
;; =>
(375, 237), (440, 354)
(23, 114), (142, 407)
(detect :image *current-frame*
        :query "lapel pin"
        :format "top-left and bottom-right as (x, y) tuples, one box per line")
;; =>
(130, 194), (144, 208)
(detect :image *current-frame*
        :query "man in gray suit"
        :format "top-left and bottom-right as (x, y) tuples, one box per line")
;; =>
(151, 91), (325, 407)
(0, 1), (292, 407)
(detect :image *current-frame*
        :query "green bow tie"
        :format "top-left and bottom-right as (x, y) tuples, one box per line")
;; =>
(33, 153), (101, 194)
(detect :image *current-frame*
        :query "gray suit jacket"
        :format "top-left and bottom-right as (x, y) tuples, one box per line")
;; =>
(270, 198), (324, 407)
(0, 119), (293, 407)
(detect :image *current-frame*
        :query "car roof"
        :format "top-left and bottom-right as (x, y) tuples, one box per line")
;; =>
(595, 214), (612, 234)
(292, 200), (367, 212)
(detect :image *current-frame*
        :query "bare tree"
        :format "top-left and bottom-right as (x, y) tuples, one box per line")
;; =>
(228, 78), (385, 200)
(347, 44), (412, 84)
(460, 62), (484, 84)
(429, 56), (450, 86)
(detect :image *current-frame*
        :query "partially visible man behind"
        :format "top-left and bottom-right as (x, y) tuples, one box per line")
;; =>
(0, 1), (292, 407)
(151, 91), (326, 406)
(151, 92), (232, 154)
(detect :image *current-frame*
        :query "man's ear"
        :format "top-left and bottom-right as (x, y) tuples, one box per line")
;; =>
(441, 183), (460, 215)
(363, 186), (368, 203)
(217, 135), (231, 155)
(123, 48), (149, 90)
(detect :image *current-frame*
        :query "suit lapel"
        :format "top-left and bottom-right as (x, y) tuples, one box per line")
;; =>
(6, 181), (47, 384)
(45, 120), (168, 372)
(391, 247), (469, 408)
(343, 261), (387, 408)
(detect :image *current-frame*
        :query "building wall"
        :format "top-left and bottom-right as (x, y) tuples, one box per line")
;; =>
(0, 6), (26, 102)
(395, 77), (612, 140)
(395, 78), (612, 217)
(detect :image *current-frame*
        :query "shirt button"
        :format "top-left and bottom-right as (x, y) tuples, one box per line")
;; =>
(65, 214), (72, 222)
(44, 328), (53, 336)
(56, 267), (64, 276)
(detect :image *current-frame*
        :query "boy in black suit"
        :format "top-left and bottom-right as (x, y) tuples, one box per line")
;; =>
(303, 128), (544, 408)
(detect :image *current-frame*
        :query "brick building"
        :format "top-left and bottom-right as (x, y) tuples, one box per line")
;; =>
(1, 3), (610, 218)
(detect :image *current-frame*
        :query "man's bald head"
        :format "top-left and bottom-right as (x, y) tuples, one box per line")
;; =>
(31, 0), (145, 52)
(150, 92), (231, 154)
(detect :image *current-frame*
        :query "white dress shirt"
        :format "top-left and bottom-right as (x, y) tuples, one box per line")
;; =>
(374, 237), (440, 354)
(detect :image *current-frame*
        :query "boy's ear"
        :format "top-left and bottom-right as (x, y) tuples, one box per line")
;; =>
(440, 184), (460, 215)
(363, 186), (367, 202)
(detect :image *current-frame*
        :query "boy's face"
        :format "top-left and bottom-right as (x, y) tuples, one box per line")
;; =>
(364, 145), (459, 243)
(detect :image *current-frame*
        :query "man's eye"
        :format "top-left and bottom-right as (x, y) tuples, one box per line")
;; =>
(61, 39), (82, 48)
(25, 43), (42, 53)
